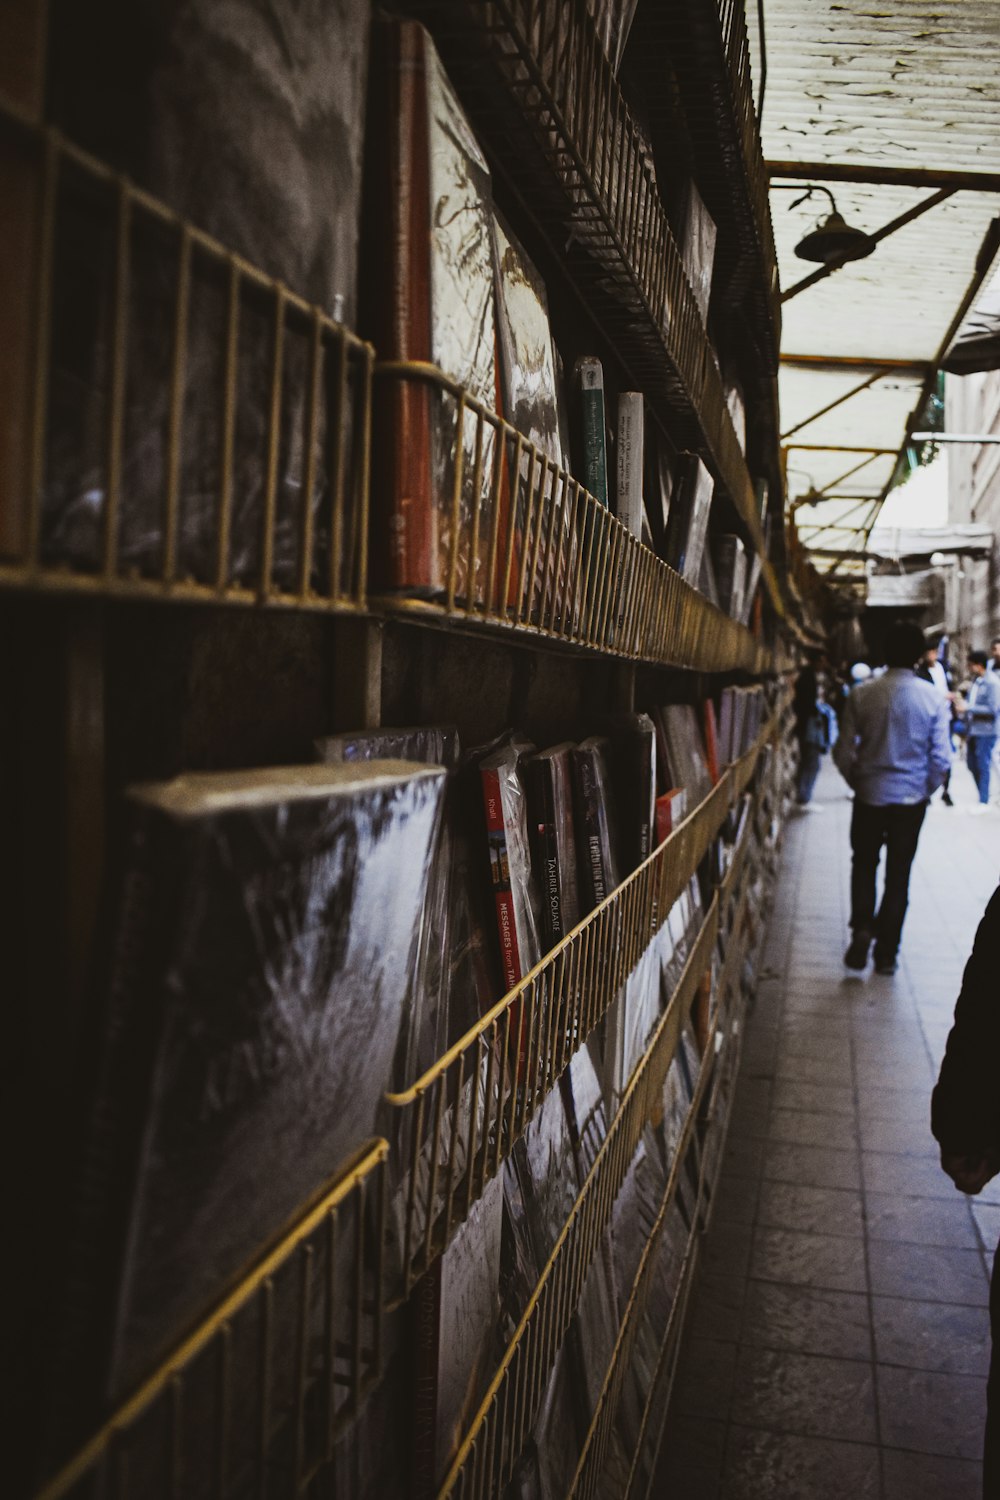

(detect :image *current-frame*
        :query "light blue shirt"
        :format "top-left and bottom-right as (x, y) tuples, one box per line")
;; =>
(833, 668), (952, 805)
(966, 672), (1000, 738)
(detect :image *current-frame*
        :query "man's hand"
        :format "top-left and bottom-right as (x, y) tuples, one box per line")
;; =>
(940, 1150), (1000, 1195)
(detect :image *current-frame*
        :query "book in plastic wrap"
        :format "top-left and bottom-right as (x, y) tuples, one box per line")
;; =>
(570, 737), (621, 913)
(657, 704), (713, 808)
(665, 453), (714, 587)
(480, 738), (541, 997)
(678, 180), (717, 326)
(713, 533), (749, 622)
(43, 0), (370, 589)
(63, 760), (446, 1417)
(415, 1173), (504, 1493)
(525, 743), (580, 950)
(491, 213), (576, 627)
(368, 19), (498, 600)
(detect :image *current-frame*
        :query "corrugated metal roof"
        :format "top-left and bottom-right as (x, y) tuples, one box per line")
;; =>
(754, 0), (1000, 567)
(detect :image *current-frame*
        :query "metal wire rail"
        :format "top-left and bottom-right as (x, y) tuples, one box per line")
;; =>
(35, 1141), (389, 1500)
(570, 809), (768, 1500)
(436, 898), (719, 1499)
(385, 725), (769, 1299)
(372, 360), (769, 673)
(403, 0), (784, 619)
(0, 98), (372, 610)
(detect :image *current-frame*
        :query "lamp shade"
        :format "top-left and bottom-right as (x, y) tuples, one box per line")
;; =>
(795, 211), (875, 265)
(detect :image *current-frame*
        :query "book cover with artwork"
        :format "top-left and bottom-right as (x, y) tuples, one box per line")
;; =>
(368, 19), (497, 601)
(43, 0), (370, 589)
(59, 760), (446, 1428)
(491, 213), (575, 626)
(658, 704), (713, 808)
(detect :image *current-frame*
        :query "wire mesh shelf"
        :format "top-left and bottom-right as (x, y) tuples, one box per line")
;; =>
(402, 0), (784, 618)
(0, 99), (372, 612)
(36, 1141), (389, 1500)
(436, 898), (719, 1499)
(385, 742), (762, 1301)
(373, 360), (769, 672)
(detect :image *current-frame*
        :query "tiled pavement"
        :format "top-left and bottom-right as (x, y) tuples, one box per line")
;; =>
(658, 757), (1000, 1498)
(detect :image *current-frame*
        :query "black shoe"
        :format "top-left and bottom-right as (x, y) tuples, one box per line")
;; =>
(874, 950), (898, 975)
(844, 931), (872, 970)
(942, 791), (954, 806)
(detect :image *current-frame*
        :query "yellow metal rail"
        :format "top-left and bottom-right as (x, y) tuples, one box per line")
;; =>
(403, 0), (785, 617)
(372, 360), (769, 672)
(36, 1141), (389, 1500)
(0, 99), (372, 611)
(437, 898), (720, 1499)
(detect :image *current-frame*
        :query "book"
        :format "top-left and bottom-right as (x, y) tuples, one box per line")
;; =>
(43, 0), (370, 587)
(655, 787), (687, 845)
(62, 760), (446, 1419)
(607, 713), (657, 874)
(713, 534), (748, 621)
(315, 725), (464, 1085)
(491, 213), (574, 625)
(657, 704), (713, 808)
(702, 700), (720, 785)
(368, 20), (497, 600)
(570, 738), (621, 913)
(480, 738), (540, 996)
(665, 453), (713, 587)
(615, 393), (645, 538)
(524, 743), (581, 949)
(574, 357), (609, 509)
(678, 180), (717, 326)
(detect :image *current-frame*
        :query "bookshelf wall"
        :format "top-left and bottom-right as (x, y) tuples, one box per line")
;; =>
(4, 3), (803, 1498)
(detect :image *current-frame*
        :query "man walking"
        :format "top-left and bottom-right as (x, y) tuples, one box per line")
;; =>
(966, 650), (1000, 809)
(833, 620), (952, 974)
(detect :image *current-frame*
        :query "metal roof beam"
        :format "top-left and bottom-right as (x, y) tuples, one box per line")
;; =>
(767, 161), (1000, 193)
(780, 354), (930, 372)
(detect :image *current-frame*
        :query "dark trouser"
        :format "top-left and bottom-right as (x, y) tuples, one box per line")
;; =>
(968, 735), (997, 804)
(989, 1240), (1000, 1497)
(797, 743), (822, 803)
(849, 799), (927, 959)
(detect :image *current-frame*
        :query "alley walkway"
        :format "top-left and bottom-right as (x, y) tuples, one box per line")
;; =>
(661, 756), (1000, 1498)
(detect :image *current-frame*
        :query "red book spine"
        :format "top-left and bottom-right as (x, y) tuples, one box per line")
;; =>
(481, 763), (527, 1071)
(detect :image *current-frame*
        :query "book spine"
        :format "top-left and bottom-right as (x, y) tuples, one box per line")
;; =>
(371, 21), (435, 592)
(481, 764), (529, 1076)
(575, 751), (608, 908)
(615, 393), (644, 538)
(527, 760), (563, 947)
(577, 358), (608, 509)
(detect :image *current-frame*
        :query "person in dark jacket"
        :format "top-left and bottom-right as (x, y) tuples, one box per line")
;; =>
(932, 886), (1000, 1496)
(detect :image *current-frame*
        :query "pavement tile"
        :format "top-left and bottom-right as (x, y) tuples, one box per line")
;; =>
(755, 1181), (863, 1238)
(872, 1295), (991, 1376)
(672, 1337), (739, 1418)
(762, 1141), (862, 1192)
(876, 1365), (987, 1460)
(866, 1240), (990, 1306)
(750, 1226), (867, 1293)
(769, 1079), (854, 1116)
(880, 1448), (982, 1500)
(861, 1150), (965, 1200)
(740, 1280), (872, 1361)
(720, 1428), (880, 1500)
(767, 1106), (857, 1149)
(864, 1191), (980, 1249)
(729, 1347), (877, 1444)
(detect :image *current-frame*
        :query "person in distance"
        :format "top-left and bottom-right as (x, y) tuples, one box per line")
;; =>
(965, 650), (1000, 809)
(833, 620), (951, 975)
